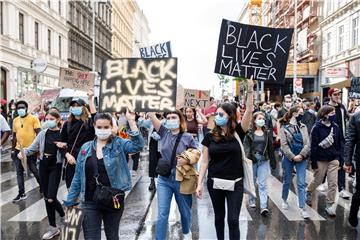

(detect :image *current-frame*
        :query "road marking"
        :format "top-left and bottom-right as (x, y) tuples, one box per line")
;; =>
(0, 171), (17, 183)
(0, 177), (39, 207)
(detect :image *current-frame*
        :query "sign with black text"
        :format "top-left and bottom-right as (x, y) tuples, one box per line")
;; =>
(100, 58), (177, 112)
(215, 19), (293, 83)
(140, 41), (172, 58)
(349, 77), (360, 98)
(61, 208), (84, 240)
(59, 68), (95, 92)
(184, 89), (211, 108)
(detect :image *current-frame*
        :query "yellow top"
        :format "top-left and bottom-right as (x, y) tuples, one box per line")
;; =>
(13, 114), (41, 150)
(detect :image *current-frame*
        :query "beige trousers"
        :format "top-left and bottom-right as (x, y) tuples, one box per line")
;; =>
(307, 160), (339, 204)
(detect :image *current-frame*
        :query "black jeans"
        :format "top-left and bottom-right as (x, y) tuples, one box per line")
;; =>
(338, 141), (346, 191)
(65, 164), (76, 189)
(207, 178), (244, 240)
(82, 202), (124, 240)
(349, 161), (360, 223)
(39, 156), (64, 227)
(13, 150), (41, 194)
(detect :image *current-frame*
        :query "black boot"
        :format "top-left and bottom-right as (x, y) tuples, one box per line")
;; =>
(148, 178), (156, 191)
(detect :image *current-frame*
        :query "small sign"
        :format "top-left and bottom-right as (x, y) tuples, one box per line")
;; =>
(140, 41), (172, 58)
(184, 89), (211, 108)
(32, 59), (47, 73)
(349, 77), (360, 98)
(215, 19), (293, 83)
(100, 58), (178, 112)
(61, 208), (84, 240)
(325, 67), (347, 78)
(59, 68), (96, 92)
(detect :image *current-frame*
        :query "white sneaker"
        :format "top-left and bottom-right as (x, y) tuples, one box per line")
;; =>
(282, 200), (289, 210)
(42, 226), (60, 239)
(249, 203), (256, 208)
(317, 183), (328, 192)
(325, 204), (336, 216)
(339, 190), (350, 199)
(299, 208), (310, 219)
(183, 231), (192, 240)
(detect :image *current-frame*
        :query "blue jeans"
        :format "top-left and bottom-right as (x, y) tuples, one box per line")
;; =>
(248, 160), (270, 209)
(282, 156), (307, 208)
(156, 169), (192, 240)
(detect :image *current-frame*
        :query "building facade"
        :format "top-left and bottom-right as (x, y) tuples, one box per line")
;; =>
(0, 0), (68, 101)
(111, 0), (135, 58)
(67, 0), (112, 73)
(132, 1), (150, 57)
(319, 0), (360, 104)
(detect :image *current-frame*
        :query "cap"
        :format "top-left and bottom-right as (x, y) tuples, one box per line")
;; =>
(69, 98), (86, 107)
(328, 88), (342, 96)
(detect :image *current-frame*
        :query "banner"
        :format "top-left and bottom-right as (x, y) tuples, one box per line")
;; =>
(61, 208), (84, 240)
(140, 41), (172, 58)
(349, 77), (360, 98)
(215, 19), (293, 83)
(100, 58), (177, 112)
(184, 89), (211, 108)
(59, 68), (95, 92)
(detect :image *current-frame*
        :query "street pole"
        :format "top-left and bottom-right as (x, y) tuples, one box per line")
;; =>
(92, 1), (96, 72)
(293, 0), (298, 99)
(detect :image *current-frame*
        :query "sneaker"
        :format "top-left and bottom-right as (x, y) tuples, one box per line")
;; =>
(325, 204), (336, 217)
(59, 216), (66, 226)
(306, 191), (312, 206)
(299, 208), (310, 219)
(183, 231), (192, 240)
(249, 203), (256, 208)
(282, 200), (289, 210)
(339, 190), (351, 199)
(260, 208), (269, 216)
(317, 183), (328, 192)
(148, 178), (156, 191)
(42, 226), (60, 239)
(12, 193), (27, 203)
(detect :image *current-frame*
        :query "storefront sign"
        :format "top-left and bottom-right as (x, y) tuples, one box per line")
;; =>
(325, 67), (347, 78)
(32, 59), (47, 73)
(100, 58), (178, 112)
(59, 68), (96, 92)
(184, 89), (211, 108)
(295, 78), (303, 94)
(215, 19), (293, 83)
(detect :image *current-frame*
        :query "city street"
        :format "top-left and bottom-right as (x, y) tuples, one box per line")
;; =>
(1, 149), (359, 240)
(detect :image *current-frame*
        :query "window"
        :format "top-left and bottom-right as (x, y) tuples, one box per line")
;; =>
(48, 29), (51, 55)
(19, 13), (24, 44)
(58, 0), (61, 15)
(35, 22), (39, 50)
(327, 32), (331, 57)
(338, 25), (344, 52)
(77, 10), (80, 28)
(0, 2), (3, 35)
(48, 0), (51, 9)
(353, 17), (359, 47)
(59, 36), (61, 58)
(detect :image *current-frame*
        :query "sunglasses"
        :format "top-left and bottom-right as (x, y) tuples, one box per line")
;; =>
(332, 93), (341, 96)
(214, 112), (224, 117)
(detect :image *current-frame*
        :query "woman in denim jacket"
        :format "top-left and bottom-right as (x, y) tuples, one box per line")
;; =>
(243, 111), (276, 216)
(63, 112), (144, 240)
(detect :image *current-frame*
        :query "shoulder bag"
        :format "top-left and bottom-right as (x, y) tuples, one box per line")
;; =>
(156, 133), (183, 177)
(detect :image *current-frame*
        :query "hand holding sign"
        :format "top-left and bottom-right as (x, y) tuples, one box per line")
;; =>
(87, 88), (94, 100)
(247, 75), (256, 91)
(125, 109), (136, 122)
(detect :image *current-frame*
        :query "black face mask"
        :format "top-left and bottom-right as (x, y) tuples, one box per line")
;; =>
(295, 115), (303, 123)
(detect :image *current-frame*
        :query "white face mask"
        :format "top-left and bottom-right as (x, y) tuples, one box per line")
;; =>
(95, 128), (112, 140)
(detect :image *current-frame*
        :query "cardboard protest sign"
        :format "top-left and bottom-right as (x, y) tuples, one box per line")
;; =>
(184, 89), (211, 108)
(349, 77), (360, 98)
(59, 68), (95, 92)
(21, 90), (42, 113)
(140, 41), (172, 58)
(176, 83), (185, 109)
(61, 208), (84, 240)
(215, 19), (294, 83)
(100, 58), (177, 112)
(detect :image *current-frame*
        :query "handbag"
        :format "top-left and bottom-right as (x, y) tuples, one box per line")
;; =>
(91, 147), (125, 211)
(234, 132), (256, 198)
(212, 177), (242, 191)
(156, 133), (183, 177)
(318, 127), (334, 149)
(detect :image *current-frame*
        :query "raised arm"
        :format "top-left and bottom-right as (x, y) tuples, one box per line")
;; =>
(240, 76), (255, 133)
(147, 112), (162, 132)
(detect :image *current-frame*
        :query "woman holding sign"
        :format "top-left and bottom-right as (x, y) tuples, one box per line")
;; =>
(64, 112), (144, 239)
(196, 77), (255, 240)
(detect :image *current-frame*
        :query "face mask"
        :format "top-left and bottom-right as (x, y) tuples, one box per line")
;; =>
(70, 107), (83, 116)
(95, 128), (112, 140)
(308, 109), (315, 114)
(284, 103), (292, 109)
(295, 114), (303, 122)
(255, 119), (265, 127)
(328, 115), (337, 122)
(17, 109), (26, 117)
(214, 115), (228, 127)
(165, 119), (179, 130)
(142, 119), (152, 129)
(46, 120), (57, 129)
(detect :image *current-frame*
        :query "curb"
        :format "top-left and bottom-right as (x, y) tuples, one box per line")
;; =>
(135, 188), (156, 239)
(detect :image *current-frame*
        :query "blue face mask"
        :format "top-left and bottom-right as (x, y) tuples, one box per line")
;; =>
(165, 119), (179, 130)
(328, 115), (337, 122)
(70, 107), (83, 116)
(46, 120), (57, 129)
(214, 115), (228, 127)
(142, 119), (153, 129)
(17, 109), (26, 117)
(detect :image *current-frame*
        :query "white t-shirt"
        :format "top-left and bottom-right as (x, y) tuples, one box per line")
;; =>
(0, 114), (10, 132)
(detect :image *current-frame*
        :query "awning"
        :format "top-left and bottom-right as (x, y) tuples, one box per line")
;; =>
(321, 79), (351, 89)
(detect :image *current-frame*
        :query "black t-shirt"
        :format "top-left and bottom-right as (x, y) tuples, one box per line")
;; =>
(61, 114), (95, 158)
(201, 124), (246, 180)
(44, 130), (61, 155)
(85, 156), (111, 202)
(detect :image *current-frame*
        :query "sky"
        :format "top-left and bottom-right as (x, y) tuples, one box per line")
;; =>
(136, 0), (245, 92)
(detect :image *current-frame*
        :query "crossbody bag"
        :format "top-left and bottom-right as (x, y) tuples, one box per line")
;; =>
(156, 133), (183, 177)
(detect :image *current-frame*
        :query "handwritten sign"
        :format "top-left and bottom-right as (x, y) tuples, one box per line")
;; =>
(59, 68), (95, 92)
(61, 208), (84, 240)
(349, 77), (360, 98)
(184, 89), (211, 108)
(100, 58), (177, 112)
(140, 41), (172, 58)
(215, 19), (293, 83)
